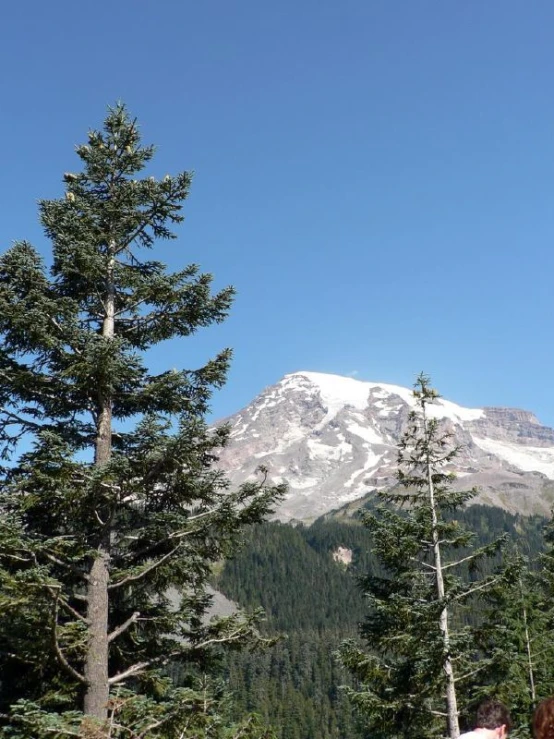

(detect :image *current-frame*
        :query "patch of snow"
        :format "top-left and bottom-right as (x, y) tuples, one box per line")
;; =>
(472, 436), (554, 478)
(337, 485), (375, 503)
(290, 476), (319, 489)
(376, 401), (404, 417)
(229, 421), (248, 438)
(347, 421), (385, 445)
(291, 371), (413, 413)
(344, 450), (383, 487)
(429, 398), (484, 423)
(249, 390), (282, 421)
(307, 438), (352, 461)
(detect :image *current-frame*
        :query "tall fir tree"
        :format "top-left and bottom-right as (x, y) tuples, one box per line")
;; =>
(0, 104), (285, 737)
(339, 374), (505, 739)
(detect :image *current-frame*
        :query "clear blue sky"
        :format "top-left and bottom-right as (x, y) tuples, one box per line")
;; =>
(1, 1), (554, 423)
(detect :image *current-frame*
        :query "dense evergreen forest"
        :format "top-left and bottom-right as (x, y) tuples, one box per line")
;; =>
(213, 506), (547, 739)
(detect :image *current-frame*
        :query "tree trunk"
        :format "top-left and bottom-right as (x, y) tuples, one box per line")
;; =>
(424, 407), (460, 739)
(521, 589), (536, 703)
(83, 249), (115, 722)
(84, 549), (110, 718)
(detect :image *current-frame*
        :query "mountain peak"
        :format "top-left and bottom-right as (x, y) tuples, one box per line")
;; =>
(282, 371), (484, 423)
(216, 372), (554, 521)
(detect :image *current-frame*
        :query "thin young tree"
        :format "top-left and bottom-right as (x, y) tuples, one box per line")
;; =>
(0, 104), (284, 737)
(475, 549), (554, 738)
(340, 373), (505, 739)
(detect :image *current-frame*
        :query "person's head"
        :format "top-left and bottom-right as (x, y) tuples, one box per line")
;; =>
(475, 699), (512, 737)
(533, 697), (554, 739)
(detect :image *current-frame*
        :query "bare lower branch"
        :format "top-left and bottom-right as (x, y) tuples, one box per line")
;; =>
(1, 552), (33, 563)
(107, 627), (252, 685)
(43, 551), (90, 581)
(108, 652), (179, 685)
(47, 588), (88, 625)
(451, 577), (500, 601)
(192, 626), (267, 651)
(108, 611), (140, 642)
(51, 595), (87, 684)
(441, 550), (486, 571)
(230, 716), (256, 738)
(455, 664), (486, 682)
(410, 556), (436, 571)
(136, 715), (172, 739)
(94, 509), (107, 526)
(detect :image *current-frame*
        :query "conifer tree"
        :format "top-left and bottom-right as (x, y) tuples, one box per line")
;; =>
(0, 104), (284, 737)
(475, 550), (554, 738)
(340, 374), (505, 739)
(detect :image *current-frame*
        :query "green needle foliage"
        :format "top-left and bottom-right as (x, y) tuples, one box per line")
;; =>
(340, 374), (506, 739)
(475, 549), (554, 738)
(0, 104), (285, 738)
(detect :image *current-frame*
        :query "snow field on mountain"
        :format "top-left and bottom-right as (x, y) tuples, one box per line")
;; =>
(288, 371), (484, 424)
(307, 437), (351, 461)
(472, 436), (554, 478)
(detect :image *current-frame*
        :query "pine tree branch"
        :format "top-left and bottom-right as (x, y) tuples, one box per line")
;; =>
(108, 625), (255, 686)
(136, 715), (173, 739)
(451, 576), (501, 601)
(441, 550), (487, 571)
(114, 295), (149, 318)
(107, 715), (173, 739)
(108, 543), (181, 590)
(43, 551), (90, 581)
(108, 651), (180, 685)
(51, 593), (87, 684)
(230, 716), (256, 738)
(44, 585), (88, 624)
(455, 663), (486, 682)
(0, 650), (35, 665)
(120, 509), (216, 561)
(115, 187), (180, 259)
(108, 611), (140, 642)
(0, 406), (43, 432)
(192, 626), (261, 651)
(49, 316), (83, 356)
(1, 552), (34, 563)
(410, 557), (436, 571)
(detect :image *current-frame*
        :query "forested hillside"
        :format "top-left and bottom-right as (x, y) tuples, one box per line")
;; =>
(213, 506), (547, 739)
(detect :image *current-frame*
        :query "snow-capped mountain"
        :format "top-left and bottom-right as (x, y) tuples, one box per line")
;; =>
(215, 371), (554, 521)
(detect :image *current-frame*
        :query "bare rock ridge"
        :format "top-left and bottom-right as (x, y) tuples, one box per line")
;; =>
(215, 371), (554, 521)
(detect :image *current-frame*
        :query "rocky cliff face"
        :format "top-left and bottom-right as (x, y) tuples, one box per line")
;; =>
(215, 372), (554, 521)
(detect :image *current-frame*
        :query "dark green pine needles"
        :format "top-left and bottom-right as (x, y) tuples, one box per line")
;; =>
(340, 374), (507, 739)
(0, 104), (285, 738)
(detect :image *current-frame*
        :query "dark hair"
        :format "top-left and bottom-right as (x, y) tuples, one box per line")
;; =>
(476, 700), (512, 731)
(533, 697), (554, 739)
